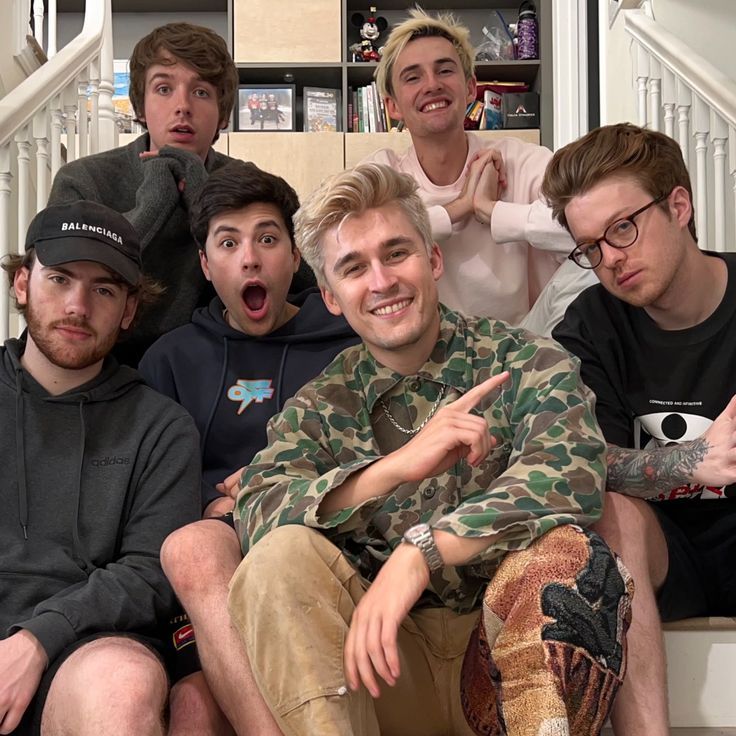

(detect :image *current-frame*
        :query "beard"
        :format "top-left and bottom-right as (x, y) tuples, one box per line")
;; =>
(25, 298), (120, 371)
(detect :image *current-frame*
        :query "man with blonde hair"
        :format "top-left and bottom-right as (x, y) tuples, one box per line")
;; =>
(367, 9), (595, 335)
(547, 122), (736, 736)
(227, 162), (632, 736)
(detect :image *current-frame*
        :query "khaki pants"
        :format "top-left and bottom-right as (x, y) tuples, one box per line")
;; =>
(228, 525), (631, 736)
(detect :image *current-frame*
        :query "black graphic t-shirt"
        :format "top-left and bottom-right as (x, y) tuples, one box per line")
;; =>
(553, 252), (736, 501)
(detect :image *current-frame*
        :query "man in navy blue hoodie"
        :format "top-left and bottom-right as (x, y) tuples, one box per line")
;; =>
(0, 201), (200, 735)
(139, 160), (358, 734)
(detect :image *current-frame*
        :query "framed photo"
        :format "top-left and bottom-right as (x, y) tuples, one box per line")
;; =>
(237, 84), (296, 132)
(111, 59), (139, 134)
(303, 87), (341, 133)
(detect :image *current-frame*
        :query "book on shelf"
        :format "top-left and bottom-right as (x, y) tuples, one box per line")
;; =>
(348, 82), (398, 132)
(303, 87), (341, 132)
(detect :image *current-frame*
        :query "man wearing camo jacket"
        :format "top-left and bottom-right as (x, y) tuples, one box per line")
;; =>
(227, 163), (632, 736)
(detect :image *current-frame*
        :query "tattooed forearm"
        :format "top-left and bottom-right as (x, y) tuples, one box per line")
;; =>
(606, 438), (710, 498)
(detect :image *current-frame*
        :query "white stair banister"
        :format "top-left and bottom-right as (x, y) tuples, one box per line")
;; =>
(0, 0), (112, 342)
(626, 11), (736, 254)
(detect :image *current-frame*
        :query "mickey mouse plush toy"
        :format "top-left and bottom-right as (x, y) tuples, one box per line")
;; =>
(350, 6), (388, 62)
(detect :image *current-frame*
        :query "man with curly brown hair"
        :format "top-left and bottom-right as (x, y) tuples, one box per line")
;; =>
(48, 23), (239, 366)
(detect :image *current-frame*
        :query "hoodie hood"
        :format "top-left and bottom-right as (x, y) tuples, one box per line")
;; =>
(1, 337), (143, 403)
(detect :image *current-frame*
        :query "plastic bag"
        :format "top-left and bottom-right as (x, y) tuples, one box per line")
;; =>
(475, 11), (515, 61)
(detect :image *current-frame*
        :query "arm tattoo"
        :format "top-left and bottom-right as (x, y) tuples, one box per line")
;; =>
(606, 438), (710, 498)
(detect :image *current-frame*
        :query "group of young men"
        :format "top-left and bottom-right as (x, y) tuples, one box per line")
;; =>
(1, 10), (733, 736)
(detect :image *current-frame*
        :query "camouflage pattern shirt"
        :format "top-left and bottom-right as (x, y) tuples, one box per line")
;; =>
(235, 306), (606, 612)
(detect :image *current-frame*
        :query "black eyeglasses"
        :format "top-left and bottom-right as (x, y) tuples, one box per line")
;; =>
(568, 193), (669, 269)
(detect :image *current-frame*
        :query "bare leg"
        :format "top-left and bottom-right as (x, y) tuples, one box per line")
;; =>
(42, 637), (167, 736)
(161, 520), (282, 736)
(593, 493), (670, 736)
(169, 671), (236, 735)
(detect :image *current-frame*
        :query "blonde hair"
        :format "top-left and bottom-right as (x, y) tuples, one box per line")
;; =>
(295, 163), (433, 285)
(375, 8), (475, 99)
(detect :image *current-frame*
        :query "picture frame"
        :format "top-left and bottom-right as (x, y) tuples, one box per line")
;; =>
(111, 59), (139, 134)
(236, 84), (296, 132)
(303, 87), (341, 133)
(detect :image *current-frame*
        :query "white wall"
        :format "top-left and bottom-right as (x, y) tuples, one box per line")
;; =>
(599, 0), (736, 125)
(56, 12), (227, 60)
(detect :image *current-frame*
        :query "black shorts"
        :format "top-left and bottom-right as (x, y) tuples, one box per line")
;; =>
(12, 633), (166, 736)
(653, 497), (736, 621)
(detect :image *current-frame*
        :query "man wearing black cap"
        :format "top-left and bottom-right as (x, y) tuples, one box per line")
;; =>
(0, 200), (200, 735)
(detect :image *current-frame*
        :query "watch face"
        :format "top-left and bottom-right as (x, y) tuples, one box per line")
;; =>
(405, 523), (430, 542)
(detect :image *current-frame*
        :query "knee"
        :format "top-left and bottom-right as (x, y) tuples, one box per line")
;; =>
(241, 525), (330, 575)
(169, 672), (229, 735)
(49, 637), (167, 725)
(229, 526), (333, 611)
(593, 493), (656, 553)
(161, 519), (241, 599)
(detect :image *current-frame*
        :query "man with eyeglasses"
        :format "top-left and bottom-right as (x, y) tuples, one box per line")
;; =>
(544, 122), (736, 736)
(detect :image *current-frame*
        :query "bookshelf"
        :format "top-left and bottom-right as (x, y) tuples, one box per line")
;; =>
(231, 0), (551, 147)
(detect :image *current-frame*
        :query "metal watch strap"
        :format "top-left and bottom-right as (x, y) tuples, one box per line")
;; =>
(403, 523), (443, 572)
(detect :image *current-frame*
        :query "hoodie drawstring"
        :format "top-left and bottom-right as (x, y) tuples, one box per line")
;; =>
(15, 369), (28, 540)
(276, 344), (290, 411)
(71, 398), (91, 572)
(201, 336), (230, 455)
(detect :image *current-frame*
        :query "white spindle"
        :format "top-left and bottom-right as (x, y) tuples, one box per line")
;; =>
(711, 113), (729, 253)
(636, 42), (650, 128)
(0, 144), (11, 342)
(14, 127), (32, 252)
(692, 95), (710, 249)
(33, 111), (50, 212)
(77, 78), (89, 159)
(50, 95), (64, 181)
(662, 67), (676, 139)
(675, 80), (692, 163)
(648, 58), (662, 132)
(32, 0), (44, 51)
(63, 83), (79, 163)
(89, 60), (100, 155)
(98, 0), (117, 151)
(47, 0), (58, 59)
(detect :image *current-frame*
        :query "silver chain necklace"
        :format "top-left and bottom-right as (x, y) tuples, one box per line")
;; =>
(379, 385), (446, 436)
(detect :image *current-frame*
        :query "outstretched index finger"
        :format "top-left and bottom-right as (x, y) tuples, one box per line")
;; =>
(453, 371), (510, 414)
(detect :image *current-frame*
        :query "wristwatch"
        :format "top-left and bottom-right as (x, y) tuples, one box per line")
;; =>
(403, 523), (443, 572)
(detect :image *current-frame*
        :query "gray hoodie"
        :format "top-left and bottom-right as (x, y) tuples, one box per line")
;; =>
(0, 338), (200, 662)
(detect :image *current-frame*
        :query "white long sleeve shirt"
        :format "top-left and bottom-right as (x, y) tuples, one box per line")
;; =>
(365, 133), (597, 335)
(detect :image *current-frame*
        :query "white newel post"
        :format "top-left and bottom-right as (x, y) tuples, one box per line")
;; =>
(0, 144), (11, 342)
(98, 0), (117, 151)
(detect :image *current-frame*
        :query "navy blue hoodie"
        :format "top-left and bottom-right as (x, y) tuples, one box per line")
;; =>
(139, 289), (358, 509)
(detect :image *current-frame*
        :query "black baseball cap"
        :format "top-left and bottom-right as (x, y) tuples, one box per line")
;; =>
(25, 201), (142, 285)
